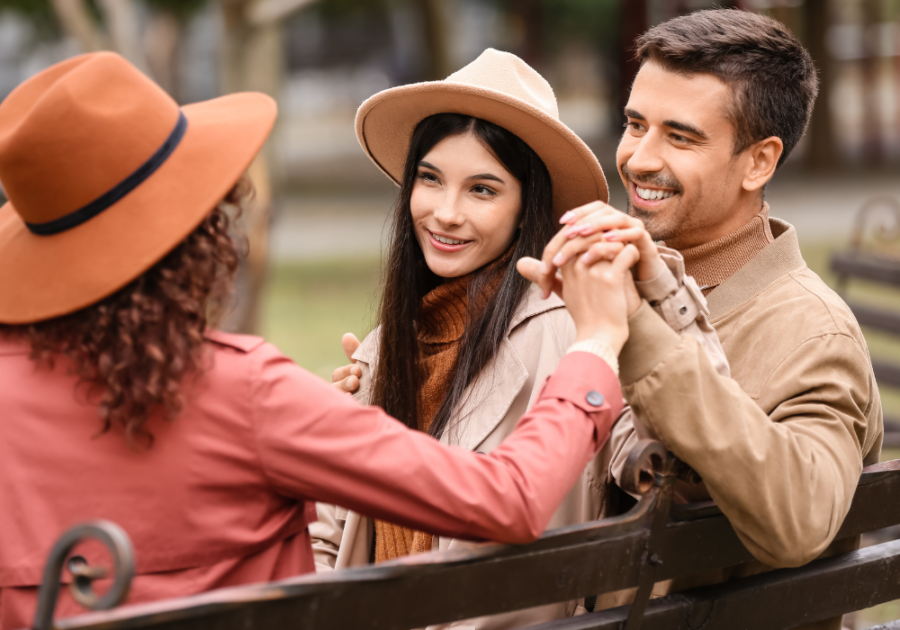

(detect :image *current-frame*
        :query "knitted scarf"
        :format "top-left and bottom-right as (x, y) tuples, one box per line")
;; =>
(374, 247), (514, 562)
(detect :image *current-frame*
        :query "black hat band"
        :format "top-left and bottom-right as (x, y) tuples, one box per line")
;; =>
(26, 111), (188, 236)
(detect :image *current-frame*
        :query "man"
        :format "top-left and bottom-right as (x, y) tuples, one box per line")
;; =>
(528, 9), (882, 629)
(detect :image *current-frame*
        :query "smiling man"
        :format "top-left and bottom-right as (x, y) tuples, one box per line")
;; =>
(531, 10), (883, 629)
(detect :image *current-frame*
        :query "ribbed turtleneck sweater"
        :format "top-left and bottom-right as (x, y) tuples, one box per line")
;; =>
(373, 248), (513, 563)
(679, 204), (774, 295)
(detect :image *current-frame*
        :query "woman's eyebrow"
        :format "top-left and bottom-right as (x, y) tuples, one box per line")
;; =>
(467, 173), (505, 183)
(418, 160), (442, 173)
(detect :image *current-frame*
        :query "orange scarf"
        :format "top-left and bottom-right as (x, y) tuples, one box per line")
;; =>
(374, 248), (513, 562)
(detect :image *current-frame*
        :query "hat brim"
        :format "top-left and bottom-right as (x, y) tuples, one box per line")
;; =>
(0, 92), (277, 324)
(356, 83), (608, 220)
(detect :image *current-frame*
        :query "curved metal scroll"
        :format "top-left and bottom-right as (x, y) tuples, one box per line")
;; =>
(33, 520), (135, 630)
(620, 438), (668, 497)
(619, 439), (680, 630)
(849, 196), (900, 254)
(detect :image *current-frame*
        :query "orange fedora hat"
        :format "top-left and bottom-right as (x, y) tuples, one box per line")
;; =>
(0, 52), (277, 324)
(355, 48), (608, 220)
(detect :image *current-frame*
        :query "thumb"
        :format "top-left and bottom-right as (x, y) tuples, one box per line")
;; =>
(516, 257), (543, 284)
(610, 244), (641, 275)
(342, 333), (360, 363)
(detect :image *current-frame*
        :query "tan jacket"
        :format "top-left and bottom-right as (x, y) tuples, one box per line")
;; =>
(311, 251), (727, 629)
(618, 217), (883, 629)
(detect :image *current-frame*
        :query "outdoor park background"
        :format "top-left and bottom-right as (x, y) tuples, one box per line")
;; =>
(0, 0), (899, 625)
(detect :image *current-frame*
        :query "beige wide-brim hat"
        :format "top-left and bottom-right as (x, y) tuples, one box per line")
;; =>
(355, 48), (608, 220)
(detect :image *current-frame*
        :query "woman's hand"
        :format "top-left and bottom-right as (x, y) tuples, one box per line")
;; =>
(535, 201), (666, 299)
(332, 333), (362, 394)
(518, 245), (641, 355)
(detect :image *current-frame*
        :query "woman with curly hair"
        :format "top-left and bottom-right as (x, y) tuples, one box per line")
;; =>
(0, 53), (638, 628)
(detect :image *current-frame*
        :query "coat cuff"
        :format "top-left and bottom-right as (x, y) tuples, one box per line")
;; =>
(618, 300), (683, 387)
(540, 352), (624, 442)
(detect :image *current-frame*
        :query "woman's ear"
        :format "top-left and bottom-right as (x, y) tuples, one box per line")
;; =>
(742, 136), (783, 193)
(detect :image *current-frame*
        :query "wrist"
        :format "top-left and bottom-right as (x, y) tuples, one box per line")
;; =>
(575, 329), (626, 356)
(568, 338), (620, 376)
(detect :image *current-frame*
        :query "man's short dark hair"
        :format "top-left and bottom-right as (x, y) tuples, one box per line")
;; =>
(634, 9), (818, 168)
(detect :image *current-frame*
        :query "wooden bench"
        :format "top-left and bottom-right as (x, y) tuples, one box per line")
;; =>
(831, 196), (900, 447)
(29, 442), (900, 630)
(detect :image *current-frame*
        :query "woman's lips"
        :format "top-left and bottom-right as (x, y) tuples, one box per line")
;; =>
(428, 231), (472, 252)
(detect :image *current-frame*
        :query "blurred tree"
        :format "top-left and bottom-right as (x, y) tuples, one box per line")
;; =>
(50, 0), (103, 51)
(861, 0), (884, 165)
(506, 0), (542, 68)
(141, 0), (207, 101)
(416, 0), (451, 80)
(219, 0), (320, 334)
(804, 0), (839, 171)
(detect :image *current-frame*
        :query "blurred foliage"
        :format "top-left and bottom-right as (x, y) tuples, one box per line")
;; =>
(143, 0), (208, 21)
(536, 0), (620, 55)
(316, 0), (385, 20)
(0, 0), (208, 43)
(0, 0), (59, 39)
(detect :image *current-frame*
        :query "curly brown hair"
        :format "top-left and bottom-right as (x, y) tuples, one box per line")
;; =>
(0, 178), (250, 447)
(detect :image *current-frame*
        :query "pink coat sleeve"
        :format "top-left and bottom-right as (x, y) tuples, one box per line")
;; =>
(252, 347), (622, 544)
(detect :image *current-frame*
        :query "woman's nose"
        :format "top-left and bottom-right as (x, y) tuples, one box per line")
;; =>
(432, 193), (464, 226)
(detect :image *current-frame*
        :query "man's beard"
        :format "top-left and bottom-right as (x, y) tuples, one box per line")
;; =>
(621, 164), (683, 243)
(628, 201), (678, 243)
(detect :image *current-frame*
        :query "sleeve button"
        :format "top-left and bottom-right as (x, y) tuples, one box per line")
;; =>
(586, 391), (605, 407)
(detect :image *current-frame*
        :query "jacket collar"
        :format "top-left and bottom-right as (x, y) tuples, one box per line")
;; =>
(353, 283), (565, 451)
(353, 283), (563, 364)
(706, 216), (806, 321)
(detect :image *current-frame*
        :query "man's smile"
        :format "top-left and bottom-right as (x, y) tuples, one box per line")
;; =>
(635, 185), (676, 201)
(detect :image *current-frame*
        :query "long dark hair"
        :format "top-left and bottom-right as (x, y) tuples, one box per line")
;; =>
(371, 113), (554, 439)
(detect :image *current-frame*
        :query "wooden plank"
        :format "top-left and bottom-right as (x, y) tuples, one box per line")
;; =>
(849, 304), (900, 338)
(48, 463), (900, 630)
(526, 539), (900, 630)
(872, 358), (900, 388)
(831, 252), (900, 287)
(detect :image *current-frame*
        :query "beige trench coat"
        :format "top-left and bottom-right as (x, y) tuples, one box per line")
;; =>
(311, 250), (728, 630)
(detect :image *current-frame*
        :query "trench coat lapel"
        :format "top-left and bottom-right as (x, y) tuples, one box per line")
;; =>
(440, 287), (565, 451)
(353, 286), (564, 452)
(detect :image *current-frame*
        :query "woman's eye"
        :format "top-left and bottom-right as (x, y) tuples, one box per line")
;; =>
(418, 172), (439, 183)
(472, 185), (496, 196)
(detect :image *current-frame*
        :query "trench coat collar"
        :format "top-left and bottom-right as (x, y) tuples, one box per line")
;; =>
(353, 283), (564, 452)
(706, 216), (806, 322)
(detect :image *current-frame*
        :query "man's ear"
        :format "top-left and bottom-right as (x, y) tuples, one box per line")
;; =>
(742, 136), (783, 192)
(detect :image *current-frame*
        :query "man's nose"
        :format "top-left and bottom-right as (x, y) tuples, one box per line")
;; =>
(626, 131), (666, 176)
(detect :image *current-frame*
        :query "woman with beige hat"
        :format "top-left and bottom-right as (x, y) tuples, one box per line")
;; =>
(0, 52), (643, 628)
(318, 49), (727, 627)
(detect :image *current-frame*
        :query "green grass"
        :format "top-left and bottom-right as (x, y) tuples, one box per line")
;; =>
(260, 257), (382, 381)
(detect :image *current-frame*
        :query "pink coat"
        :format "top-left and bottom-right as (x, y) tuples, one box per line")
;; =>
(0, 330), (621, 629)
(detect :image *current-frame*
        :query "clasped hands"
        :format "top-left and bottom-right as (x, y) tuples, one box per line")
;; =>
(516, 201), (665, 358)
(333, 202), (665, 393)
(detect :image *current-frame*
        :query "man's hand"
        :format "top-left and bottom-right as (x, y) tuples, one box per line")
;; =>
(332, 333), (362, 394)
(519, 245), (641, 355)
(534, 201), (666, 299)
